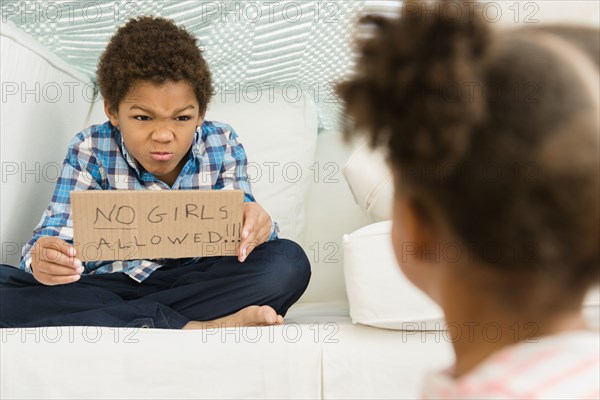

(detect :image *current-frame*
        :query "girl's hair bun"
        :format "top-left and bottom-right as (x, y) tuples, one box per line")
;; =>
(339, 0), (493, 171)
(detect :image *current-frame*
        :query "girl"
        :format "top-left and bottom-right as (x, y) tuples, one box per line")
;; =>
(338, 1), (599, 398)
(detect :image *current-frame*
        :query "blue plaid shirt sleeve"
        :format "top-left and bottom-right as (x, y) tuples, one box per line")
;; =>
(19, 132), (104, 273)
(221, 128), (279, 241)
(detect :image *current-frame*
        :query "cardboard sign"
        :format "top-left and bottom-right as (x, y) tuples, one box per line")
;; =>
(71, 190), (244, 261)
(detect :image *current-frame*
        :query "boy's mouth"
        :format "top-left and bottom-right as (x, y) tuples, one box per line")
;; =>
(150, 152), (173, 161)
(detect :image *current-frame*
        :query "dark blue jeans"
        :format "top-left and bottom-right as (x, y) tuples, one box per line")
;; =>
(0, 239), (311, 329)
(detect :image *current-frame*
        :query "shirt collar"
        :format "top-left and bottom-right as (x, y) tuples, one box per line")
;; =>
(191, 125), (201, 157)
(111, 122), (143, 176)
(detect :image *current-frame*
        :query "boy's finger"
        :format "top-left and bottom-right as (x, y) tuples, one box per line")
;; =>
(244, 243), (256, 260)
(45, 261), (84, 276)
(257, 223), (272, 243)
(238, 240), (258, 262)
(241, 218), (256, 239)
(242, 206), (260, 239)
(238, 240), (250, 261)
(36, 270), (81, 286)
(40, 248), (81, 270)
(238, 221), (272, 261)
(43, 237), (75, 257)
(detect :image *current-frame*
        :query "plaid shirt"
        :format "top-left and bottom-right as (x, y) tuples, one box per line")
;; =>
(20, 120), (279, 282)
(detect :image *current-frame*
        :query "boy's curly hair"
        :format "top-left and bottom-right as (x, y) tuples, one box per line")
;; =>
(338, 0), (599, 309)
(97, 16), (213, 114)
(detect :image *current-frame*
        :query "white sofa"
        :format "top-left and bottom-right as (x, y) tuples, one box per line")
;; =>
(0, 18), (455, 399)
(2, 5), (599, 398)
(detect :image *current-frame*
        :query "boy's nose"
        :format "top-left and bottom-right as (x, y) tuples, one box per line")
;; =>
(151, 126), (175, 142)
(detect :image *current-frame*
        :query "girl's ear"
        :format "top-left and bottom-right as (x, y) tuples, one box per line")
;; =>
(104, 99), (119, 127)
(400, 199), (419, 245)
(397, 194), (444, 267)
(392, 193), (447, 304)
(398, 197), (433, 246)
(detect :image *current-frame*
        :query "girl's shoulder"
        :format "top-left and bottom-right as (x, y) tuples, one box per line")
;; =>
(423, 330), (599, 399)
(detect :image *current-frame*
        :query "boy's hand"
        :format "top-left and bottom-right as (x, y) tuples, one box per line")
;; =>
(238, 202), (272, 262)
(30, 237), (83, 286)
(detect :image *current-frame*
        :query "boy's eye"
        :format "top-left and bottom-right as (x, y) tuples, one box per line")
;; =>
(132, 115), (192, 121)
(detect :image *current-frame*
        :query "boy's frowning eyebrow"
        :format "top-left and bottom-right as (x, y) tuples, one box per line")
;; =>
(128, 104), (196, 114)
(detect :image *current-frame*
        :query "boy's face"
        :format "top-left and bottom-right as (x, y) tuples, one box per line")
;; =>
(104, 80), (203, 186)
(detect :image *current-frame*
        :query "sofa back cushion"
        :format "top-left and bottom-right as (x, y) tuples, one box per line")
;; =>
(0, 21), (94, 268)
(206, 90), (318, 244)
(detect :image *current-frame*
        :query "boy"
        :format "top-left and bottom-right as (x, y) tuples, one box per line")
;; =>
(0, 16), (311, 329)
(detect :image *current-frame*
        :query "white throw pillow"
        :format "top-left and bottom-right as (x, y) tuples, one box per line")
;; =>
(345, 221), (600, 330)
(342, 141), (394, 222)
(343, 221), (444, 330)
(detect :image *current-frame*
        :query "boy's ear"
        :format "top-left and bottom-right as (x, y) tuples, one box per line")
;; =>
(104, 99), (119, 127)
(196, 112), (205, 127)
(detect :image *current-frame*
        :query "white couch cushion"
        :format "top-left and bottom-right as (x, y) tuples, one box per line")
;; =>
(343, 221), (444, 329)
(300, 130), (372, 304)
(206, 89), (318, 244)
(0, 20), (94, 268)
(0, 325), (322, 399)
(342, 141), (393, 222)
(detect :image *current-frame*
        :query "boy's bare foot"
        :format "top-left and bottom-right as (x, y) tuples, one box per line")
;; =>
(182, 305), (284, 330)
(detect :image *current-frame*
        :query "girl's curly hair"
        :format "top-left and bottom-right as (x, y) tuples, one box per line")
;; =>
(338, 0), (599, 307)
